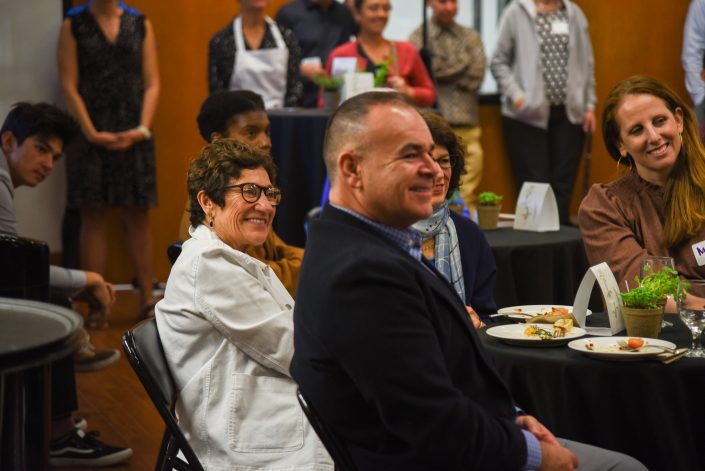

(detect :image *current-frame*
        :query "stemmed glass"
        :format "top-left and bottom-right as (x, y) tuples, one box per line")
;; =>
(677, 279), (705, 358)
(640, 256), (676, 327)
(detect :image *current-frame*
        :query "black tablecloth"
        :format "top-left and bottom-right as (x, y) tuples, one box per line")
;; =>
(484, 226), (596, 309)
(269, 109), (329, 247)
(480, 313), (704, 471)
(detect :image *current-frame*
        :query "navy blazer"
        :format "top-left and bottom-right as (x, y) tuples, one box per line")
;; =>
(291, 204), (527, 470)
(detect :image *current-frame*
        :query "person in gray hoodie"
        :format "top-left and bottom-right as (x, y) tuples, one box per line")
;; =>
(491, 0), (596, 224)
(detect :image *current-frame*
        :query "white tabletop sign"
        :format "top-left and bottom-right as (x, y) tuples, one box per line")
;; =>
(331, 57), (357, 76)
(513, 182), (560, 232)
(572, 262), (624, 336)
(340, 72), (374, 103)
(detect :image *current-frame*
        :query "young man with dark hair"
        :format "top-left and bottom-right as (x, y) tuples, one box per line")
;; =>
(0, 102), (132, 466)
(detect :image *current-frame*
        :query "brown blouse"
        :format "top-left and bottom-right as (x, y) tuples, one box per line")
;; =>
(578, 171), (705, 290)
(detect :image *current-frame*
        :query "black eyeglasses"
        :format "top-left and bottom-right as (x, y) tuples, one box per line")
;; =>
(433, 154), (456, 169)
(223, 183), (282, 206)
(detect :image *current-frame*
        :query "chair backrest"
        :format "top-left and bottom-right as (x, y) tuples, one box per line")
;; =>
(167, 243), (183, 265)
(122, 318), (204, 471)
(296, 388), (358, 471)
(0, 234), (49, 301)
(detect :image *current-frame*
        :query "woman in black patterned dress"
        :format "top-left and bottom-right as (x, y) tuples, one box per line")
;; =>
(58, 0), (160, 317)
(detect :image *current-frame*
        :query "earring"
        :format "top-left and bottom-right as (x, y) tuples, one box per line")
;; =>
(616, 154), (632, 169)
(209, 215), (214, 228)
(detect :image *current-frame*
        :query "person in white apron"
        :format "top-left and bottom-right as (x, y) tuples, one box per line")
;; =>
(229, 16), (289, 109)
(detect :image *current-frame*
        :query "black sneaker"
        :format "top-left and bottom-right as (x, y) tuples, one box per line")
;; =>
(49, 429), (133, 467)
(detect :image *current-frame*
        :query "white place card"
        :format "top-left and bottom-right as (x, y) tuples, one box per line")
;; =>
(331, 57), (357, 76)
(340, 72), (374, 103)
(513, 182), (560, 232)
(572, 262), (624, 335)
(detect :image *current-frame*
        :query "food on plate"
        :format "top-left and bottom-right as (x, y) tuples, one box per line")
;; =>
(527, 307), (576, 325)
(553, 318), (573, 337)
(523, 318), (573, 340)
(618, 337), (645, 351)
(523, 325), (556, 340)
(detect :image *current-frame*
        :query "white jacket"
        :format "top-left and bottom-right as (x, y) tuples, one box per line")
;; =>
(155, 225), (332, 471)
(490, 0), (596, 129)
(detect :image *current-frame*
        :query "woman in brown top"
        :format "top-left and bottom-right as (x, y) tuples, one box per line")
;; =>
(578, 76), (705, 292)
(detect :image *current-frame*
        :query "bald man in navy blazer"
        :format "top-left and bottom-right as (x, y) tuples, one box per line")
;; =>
(291, 91), (645, 471)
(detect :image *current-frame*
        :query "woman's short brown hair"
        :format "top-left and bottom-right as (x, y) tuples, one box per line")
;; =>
(419, 109), (466, 199)
(187, 138), (278, 228)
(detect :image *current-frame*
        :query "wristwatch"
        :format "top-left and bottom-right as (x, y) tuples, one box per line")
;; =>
(136, 125), (152, 140)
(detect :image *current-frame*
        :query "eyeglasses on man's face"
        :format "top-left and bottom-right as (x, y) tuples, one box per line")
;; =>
(223, 182), (282, 206)
(433, 154), (456, 169)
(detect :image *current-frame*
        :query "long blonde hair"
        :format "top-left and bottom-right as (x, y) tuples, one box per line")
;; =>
(601, 76), (705, 247)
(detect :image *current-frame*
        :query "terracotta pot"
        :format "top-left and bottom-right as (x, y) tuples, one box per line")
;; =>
(477, 205), (501, 230)
(622, 305), (664, 338)
(322, 90), (341, 112)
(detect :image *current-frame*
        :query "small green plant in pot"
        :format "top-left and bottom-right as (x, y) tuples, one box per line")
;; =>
(313, 74), (343, 111)
(620, 266), (683, 338)
(477, 192), (503, 230)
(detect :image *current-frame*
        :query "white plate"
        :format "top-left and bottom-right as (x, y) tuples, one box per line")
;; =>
(486, 323), (586, 347)
(497, 304), (592, 321)
(567, 337), (677, 361)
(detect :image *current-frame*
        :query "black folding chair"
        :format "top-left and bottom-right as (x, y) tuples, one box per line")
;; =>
(167, 242), (183, 266)
(296, 388), (357, 471)
(122, 318), (203, 471)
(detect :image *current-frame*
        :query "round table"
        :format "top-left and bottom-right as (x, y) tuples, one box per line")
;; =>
(0, 298), (82, 471)
(480, 313), (704, 471)
(483, 226), (599, 310)
(268, 108), (329, 247)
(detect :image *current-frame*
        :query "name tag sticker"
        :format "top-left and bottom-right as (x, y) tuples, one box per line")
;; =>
(551, 20), (569, 35)
(692, 240), (705, 266)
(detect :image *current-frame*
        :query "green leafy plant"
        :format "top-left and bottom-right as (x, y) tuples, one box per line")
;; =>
(478, 192), (503, 206)
(620, 266), (685, 309)
(312, 74), (343, 92)
(373, 56), (392, 88)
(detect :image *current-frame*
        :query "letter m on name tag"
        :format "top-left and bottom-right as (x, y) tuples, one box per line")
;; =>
(693, 240), (705, 266)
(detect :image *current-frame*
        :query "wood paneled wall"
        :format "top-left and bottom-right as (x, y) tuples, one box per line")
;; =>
(477, 0), (692, 216)
(73, 0), (290, 282)
(94, 0), (692, 282)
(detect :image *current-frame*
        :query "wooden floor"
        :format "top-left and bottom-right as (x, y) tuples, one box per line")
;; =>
(64, 291), (163, 471)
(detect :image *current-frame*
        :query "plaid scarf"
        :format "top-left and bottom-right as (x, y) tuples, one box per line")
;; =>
(412, 203), (466, 301)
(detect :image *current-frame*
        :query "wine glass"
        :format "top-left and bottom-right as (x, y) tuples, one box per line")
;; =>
(677, 279), (705, 358)
(640, 256), (676, 328)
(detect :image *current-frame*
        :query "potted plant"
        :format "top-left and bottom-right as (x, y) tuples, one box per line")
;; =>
(313, 74), (343, 111)
(620, 266), (682, 338)
(373, 57), (392, 88)
(477, 192), (503, 230)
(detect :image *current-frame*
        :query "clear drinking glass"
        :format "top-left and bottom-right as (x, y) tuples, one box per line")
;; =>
(640, 256), (676, 328)
(677, 279), (705, 358)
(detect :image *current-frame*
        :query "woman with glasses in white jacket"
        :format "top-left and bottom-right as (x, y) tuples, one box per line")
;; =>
(155, 139), (331, 470)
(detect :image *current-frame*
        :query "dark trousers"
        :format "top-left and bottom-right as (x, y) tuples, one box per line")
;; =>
(48, 293), (79, 419)
(502, 106), (585, 224)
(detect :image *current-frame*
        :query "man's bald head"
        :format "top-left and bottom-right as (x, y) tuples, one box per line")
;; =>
(323, 91), (415, 184)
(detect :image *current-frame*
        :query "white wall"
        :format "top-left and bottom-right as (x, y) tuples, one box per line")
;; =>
(384, 0), (500, 94)
(0, 0), (65, 250)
